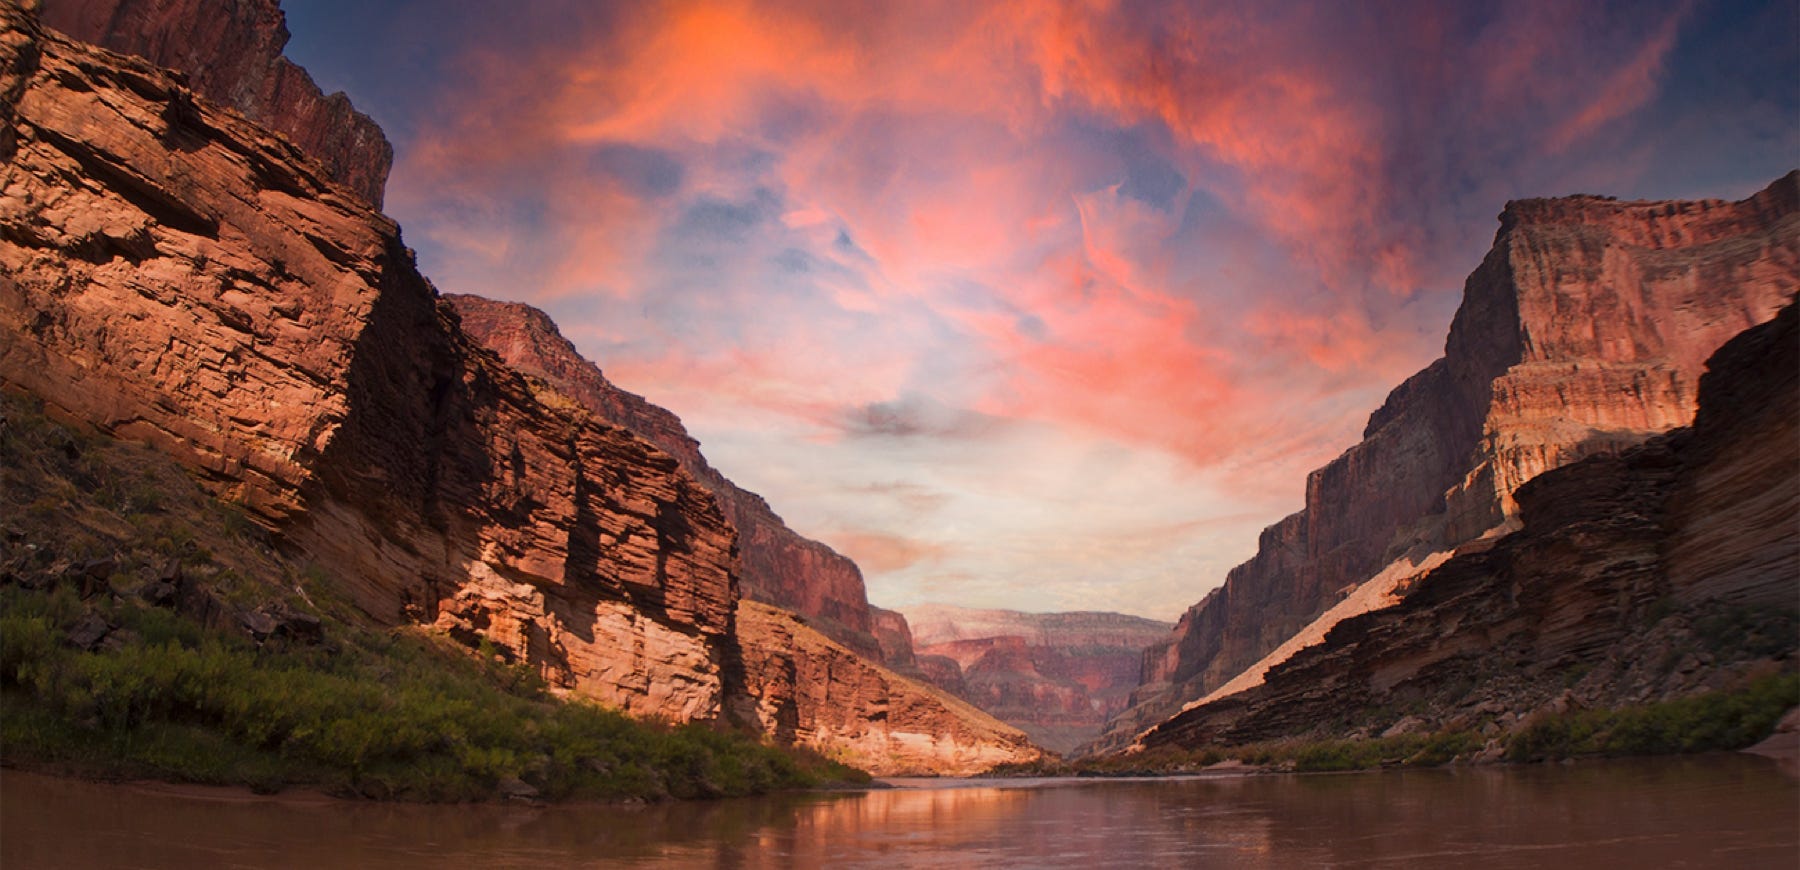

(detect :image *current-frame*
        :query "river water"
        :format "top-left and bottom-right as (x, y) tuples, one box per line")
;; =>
(3, 755), (1794, 868)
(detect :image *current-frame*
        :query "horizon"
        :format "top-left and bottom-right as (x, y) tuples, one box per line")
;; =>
(281, 0), (1798, 620)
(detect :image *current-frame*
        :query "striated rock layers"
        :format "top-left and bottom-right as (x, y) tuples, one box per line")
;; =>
(1138, 301), (1800, 751)
(734, 602), (1042, 776)
(41, 0), (391, 207)
(0, 9), (734, 721)
(903, 605), (1172, 754)
(446, 294), (884, 659)
(1098, 175), (1800, 752)
(0, 7), (1037, 775)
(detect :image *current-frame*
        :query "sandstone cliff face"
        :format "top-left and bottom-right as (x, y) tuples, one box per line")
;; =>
(869, 605), (918, 671)
(1100, 175), (1800, 752)
(1137, 302), (1799, 751)
(446, 294), (883, 659)
(902, 605), (1172, 754)
(0, 9), (735, 721)
(734, 601), (1041, 776)
(41, 0), (391, 207)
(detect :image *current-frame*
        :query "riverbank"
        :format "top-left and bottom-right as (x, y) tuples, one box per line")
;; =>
(991, 670), (1799, 778)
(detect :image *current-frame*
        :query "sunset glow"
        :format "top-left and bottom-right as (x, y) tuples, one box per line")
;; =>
(285, 0), (1797, 618)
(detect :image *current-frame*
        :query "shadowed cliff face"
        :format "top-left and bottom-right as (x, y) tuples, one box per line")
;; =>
(0, 7), (736, 721)
(41, 0), (392, 207)
(445, 295), (884, 660)
(1099, 175), (1800, 752)
(1138, 302), (1799, 751)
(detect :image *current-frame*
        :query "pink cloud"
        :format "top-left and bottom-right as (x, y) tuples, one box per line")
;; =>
(378, 0), (1710, 595)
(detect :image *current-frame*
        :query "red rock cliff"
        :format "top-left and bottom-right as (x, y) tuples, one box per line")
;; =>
(1137, 301), (1799, 751)
(1101, 175), (1800, 751)
(40, 0), (391, 207)
(0, 8), (735, 720)
(446, 294), (884, 658)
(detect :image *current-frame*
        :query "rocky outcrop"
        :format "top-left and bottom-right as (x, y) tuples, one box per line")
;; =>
(446, 294), (884, 658)
(733, 601), (1041, 776)
(1137, 302), (1799, 751)
(902, 605), (1172, 754)
(41, 0), (391, 207)
(1100, 175), (1800, 752)
(0, 8), (734, 720)
(870, 605), (918, 671)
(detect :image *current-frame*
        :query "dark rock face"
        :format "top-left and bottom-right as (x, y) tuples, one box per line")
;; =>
(1103, 175), (1800, 750)
(1137, 302), (1799, 751)
(41, 0), (392, 207)
(446, 294), (884, 658)
(0, 7), (735, 720)
(902, 605), (1172, 754)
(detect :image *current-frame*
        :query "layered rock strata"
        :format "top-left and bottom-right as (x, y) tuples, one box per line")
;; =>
(1137, 302), (1799, 750)
(733, 601), (1041, 776)
(0, 8), (733, 720)
(447, 294), (884, 658)
(903, 605), (1172, 754)
(1100, 175), (1800, 751)
(870, 605), (919, 671)
(41, 0), (391, 206)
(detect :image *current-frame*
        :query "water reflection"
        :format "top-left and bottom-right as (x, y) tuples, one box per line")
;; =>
(3, 756), (1795, 868)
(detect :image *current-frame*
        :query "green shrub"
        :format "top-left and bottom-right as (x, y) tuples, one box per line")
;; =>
(1506, 672), (1799, 762)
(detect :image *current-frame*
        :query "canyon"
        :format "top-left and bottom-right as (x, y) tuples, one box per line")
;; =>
(901, 605), (1172, 754)
(1138, 300), (1798, 751)
(1099, 175), (1800, 751)
(0, 0), (1037, 774)
(3, 0), (1793, 789)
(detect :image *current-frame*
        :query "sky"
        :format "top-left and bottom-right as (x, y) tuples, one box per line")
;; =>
(282, 0), (1797, 620)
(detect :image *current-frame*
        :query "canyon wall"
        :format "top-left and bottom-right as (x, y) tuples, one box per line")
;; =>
(904, 605), (1172, 754)
(0, 7), (735, 720)
(1137, 302), (1799, 751)
(0, 4), (1037, 775)
(447, 295), (883, 659)
(1100, 174), (1800, 752)
(734, 602), (1041, 776)
(40, 0), (391, 207)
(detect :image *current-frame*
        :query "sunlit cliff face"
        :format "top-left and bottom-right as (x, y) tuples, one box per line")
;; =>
(285, 0), (1798, 618)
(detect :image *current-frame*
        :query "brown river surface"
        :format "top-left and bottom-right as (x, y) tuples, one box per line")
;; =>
(3, 754), (1795, 868)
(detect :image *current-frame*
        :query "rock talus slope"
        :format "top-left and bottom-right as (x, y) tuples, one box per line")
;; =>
(41, 0), (391, 206)
(1098, 176), (1800, 751)
(0, 7), (735, 721)
(734, 602), (1042, 776)
(446, 295), (883, 658)
(1138, 301), (1799, 750)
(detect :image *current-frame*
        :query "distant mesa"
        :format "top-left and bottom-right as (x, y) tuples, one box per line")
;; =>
(900, 604), (1172, 754)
